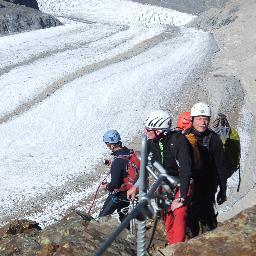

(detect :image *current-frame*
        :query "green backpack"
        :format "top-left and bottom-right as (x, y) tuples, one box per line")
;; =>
(213, 113), (241, 190)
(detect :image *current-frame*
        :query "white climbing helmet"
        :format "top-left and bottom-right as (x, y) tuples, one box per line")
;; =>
(191, 102), (211, 117)
(144, 110), (172, 130)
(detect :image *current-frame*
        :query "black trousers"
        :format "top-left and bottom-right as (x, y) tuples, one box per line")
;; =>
(187, 198), (217, 238)
(99, 192), (130, 226)
(187, 179), (218, 238)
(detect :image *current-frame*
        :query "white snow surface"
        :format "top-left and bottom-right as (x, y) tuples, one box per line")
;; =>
(0, 24), (165, 117)
(37, 0), (196, 26)
(0, 0), (213, 227)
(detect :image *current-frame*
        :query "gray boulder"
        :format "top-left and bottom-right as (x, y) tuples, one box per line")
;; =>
(3, 0), (39, 10)
(0, 0), (62, 35)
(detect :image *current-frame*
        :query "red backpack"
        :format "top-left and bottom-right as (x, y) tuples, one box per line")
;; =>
(114, 151), (140, 192)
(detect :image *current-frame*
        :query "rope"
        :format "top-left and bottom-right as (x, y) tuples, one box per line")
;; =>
(87, 173), (110, 215)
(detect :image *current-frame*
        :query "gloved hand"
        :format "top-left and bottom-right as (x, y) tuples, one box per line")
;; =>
(217, 190), (226, 205)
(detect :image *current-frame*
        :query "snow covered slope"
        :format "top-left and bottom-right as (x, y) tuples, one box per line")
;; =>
(38, 0), (195, 26)
(0, 0), (215, 227)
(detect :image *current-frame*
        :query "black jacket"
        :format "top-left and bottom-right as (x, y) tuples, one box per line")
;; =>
(187, 128), (227, 194)
(107, 147), (133, 192)
(147, 131), (192, 199)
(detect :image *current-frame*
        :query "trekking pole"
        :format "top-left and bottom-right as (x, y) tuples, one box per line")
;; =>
(137, 135), (148, 256)
(76, 175), (110, 221)
(86, 173), (110, 215)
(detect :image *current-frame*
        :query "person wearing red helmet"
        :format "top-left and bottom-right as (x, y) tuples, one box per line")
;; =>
(177, 112), (192, 132)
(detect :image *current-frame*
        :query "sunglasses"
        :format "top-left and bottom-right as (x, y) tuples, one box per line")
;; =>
(145, 128), (155, 132)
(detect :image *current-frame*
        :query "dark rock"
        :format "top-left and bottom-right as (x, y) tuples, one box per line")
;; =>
(155, 205), (256, 256)
(0, 219), (41, 238)
(3, 0), (39, 10)
(0, 213), (136, 256)
(5, 219), (42, 235)
(0, 0), (62, 35)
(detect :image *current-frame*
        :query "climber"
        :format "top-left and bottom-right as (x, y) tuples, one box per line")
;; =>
(127, 110), (192, 244)
(176, 111), (192, 132)
(99, 129), (139, 229)
(184, 102), (228, 237)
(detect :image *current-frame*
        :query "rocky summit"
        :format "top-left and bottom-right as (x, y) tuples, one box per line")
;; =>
(0, 0), (61, 35)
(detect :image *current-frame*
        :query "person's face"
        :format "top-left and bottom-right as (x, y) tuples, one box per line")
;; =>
(106, 143), (115, 151)
(144, 128), (161, 140)
(182, 117), (190, 129)
(193, 116), (210, 132)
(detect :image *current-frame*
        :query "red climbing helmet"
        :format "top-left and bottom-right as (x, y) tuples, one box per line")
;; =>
(177, 112), (192, 131)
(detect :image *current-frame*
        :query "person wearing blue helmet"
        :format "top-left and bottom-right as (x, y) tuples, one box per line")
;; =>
(103, 129), (122, 145)
(99, 129), (136, 228)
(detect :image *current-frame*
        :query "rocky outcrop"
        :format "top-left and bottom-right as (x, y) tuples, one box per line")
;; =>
(4, 0), (39, 10)
(0, 0), (61, 35)
(133, 0), (229, 14)
(0, 214), (136, 256)
(188, 1), (239, 30)
(0, 205), (255, 255)
(187, 0), (256, 222)
(156, 205), (256, 256)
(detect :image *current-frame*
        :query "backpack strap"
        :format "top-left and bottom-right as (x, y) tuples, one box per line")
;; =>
(114, 149), (134, 162)
(153, 132), (179, 176)
(158, 131), (179, 163)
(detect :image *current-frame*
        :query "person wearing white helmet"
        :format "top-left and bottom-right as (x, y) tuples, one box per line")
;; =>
(128, 110), (192, 245)
(143, 110), (172, 138)
(190, 102), (211, 118)
(185, 102), (228, 237)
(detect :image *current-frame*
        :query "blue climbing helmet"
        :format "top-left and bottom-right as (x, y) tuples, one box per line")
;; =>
(103, 129), (121, 144)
